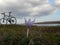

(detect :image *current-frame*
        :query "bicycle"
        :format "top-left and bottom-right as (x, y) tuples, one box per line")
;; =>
(0, 12), (17, 24)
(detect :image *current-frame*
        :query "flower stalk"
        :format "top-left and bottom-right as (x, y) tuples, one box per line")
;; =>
(27, 28), (29, 38)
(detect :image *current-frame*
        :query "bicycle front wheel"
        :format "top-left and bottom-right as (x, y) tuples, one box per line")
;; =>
(10, 17), (17, 24)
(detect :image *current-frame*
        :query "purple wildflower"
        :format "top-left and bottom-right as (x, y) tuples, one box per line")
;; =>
(24, 18), (35, 38)
(25, 18), (35, 28)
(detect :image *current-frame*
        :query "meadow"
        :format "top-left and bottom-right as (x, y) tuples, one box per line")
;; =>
(0, 24), (60, 45)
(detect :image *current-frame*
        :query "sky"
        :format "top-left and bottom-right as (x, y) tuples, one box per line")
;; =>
(0, 0), (60, 24)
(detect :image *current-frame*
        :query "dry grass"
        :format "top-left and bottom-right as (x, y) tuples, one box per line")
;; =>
(0, 24), (60, 45)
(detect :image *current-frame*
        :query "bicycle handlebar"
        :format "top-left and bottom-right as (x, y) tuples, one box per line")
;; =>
(1, 12), (12, 17)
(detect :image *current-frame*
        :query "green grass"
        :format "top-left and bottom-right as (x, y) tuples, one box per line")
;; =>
(0, 24), (60, 45)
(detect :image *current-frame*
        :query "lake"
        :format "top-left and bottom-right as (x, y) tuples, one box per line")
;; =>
(33, 24), (60, 26)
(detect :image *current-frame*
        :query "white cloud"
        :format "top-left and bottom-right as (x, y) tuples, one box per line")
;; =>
(55, 0), (60, 8)
(0, 0), (59, 18)
(0, 0), (7, 6)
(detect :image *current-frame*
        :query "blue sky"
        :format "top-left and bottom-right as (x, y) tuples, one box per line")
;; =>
(36, 10), (60, 22)
(19, 10), (60, 24)
(0, 0), (60, 24)
(48, 0), (54, 5)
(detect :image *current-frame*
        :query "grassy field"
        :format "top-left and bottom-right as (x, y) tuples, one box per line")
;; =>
(0, 25), (60, 45)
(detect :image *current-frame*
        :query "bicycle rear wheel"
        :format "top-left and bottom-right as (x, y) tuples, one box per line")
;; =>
(0, 18), (7, 24)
